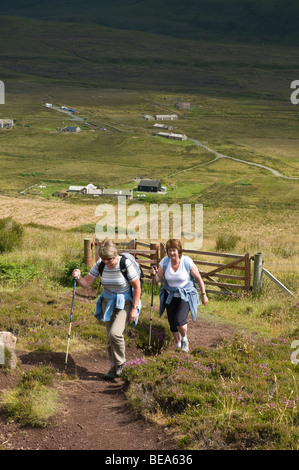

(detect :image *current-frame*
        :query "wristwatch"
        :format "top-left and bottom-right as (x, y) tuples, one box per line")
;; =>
(132, 305), (138, 309)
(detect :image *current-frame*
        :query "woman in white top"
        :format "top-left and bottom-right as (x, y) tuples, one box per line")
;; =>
(152, 239), (208, 352)
(72, 239), (141, 380)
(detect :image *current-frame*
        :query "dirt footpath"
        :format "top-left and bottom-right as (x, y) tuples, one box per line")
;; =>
(0, 318), (235, 451)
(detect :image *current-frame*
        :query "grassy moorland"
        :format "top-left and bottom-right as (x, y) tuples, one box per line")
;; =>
(0, 6), (298, 449)
(1, 0), (299, 44)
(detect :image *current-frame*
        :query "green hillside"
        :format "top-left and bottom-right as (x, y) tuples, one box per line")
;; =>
(1, 0), (298, 97)
(0, 14), (298, 100)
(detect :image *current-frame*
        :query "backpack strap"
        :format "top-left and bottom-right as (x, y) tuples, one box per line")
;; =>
(183, 256), (191, 274)
(98, 260), (105, 276)
(98, 254), (143, 291)
(119, 254), (128, 281)
(183, 255), (197, 285)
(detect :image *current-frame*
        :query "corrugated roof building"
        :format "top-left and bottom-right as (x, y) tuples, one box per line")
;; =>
(137, 180), (161, 192)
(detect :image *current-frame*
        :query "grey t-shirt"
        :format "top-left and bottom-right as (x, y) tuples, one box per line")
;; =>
(89, 256), (138, 293)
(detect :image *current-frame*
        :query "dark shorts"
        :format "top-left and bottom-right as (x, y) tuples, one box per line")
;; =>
(165, 296), (190, 332)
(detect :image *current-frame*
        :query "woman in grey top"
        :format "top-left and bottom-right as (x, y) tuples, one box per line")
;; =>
(72, 239), (141, 380)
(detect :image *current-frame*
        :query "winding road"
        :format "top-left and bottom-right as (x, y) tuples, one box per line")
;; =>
(191, 139), (299, 180)
(48, 104), (299, 180)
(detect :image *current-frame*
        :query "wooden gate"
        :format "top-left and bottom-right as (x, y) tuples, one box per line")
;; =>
(84, 238), (251, 294)
(182, 249), (251, 295)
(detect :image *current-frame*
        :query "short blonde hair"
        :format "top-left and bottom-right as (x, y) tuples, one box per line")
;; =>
(99, 239), (118, 259)
(166, 238), (183, 257)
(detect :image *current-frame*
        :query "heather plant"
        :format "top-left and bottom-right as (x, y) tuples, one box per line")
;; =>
(129, 319), (171, 355)
(121, 332), (299, 449)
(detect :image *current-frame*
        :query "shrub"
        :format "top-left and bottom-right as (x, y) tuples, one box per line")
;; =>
(0, 217), (24, 254)
(216, 233), (240, 252)
(59, 259), (91, 287)
(273, 242), (297, 259)
(0, 260), (39, 284)
(132, 320), (171, 354)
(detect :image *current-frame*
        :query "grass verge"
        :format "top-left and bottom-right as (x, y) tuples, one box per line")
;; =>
(0, 366), (60, 427)
(121, 330), (299, 450)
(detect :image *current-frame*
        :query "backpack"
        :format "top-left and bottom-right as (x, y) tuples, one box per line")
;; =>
(98, 253), (144, 291)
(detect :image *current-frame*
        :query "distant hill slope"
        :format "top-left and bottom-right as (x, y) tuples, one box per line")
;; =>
(1, 0), (299, 44)
(0, 12), (297, 96)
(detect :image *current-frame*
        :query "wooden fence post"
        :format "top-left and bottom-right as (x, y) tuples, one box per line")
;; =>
(252, 252), (263, 295)
(94, 238), (100, 262)
(244, 252), (251, 292)
(84, 238), (93, 268)
(159, 242), (165, 262)
(150, 243), (159, 268)
(127, 239), (136, 250)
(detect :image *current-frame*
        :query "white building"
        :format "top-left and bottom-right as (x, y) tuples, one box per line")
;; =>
(154, 114), (178, 121)
(82, 183), (102, 196)
(0, 119), (14, 129)
(157, 132), (187, 141)
(68, 186), (85, 193)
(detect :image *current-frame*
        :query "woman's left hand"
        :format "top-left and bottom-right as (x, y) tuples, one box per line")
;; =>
(130, 307), (138, 322)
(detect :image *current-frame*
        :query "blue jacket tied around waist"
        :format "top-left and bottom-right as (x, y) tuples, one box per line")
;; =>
(159, 256), (200, 322)
(94, 289), (141, 328)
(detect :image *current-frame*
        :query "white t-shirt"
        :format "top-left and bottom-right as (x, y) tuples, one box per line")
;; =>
(161, 255), (195, 297)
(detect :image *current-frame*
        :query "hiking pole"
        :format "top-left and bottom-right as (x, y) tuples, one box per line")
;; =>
(64, 277), (77, 371)
(148, 267), (155, 349)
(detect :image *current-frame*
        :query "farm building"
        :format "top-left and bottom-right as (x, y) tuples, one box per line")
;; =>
(84, 188), (102, 196)
(138, 179), (161, 192)
(67, 184), (132, 198)
(62, 126), (81, 133)
(157, 132), (187, 141)
(68, 185), (85, 193)
(0, 119), (14, 129)
(153, 123), (174, 130)
(154, 114), (178, 121)
(53, 191), (68, 198)
(175, 102), (190, 110)
(68, 183), (101, 195)
(143, 114), (154, 120)
(81, 183), (102, 196)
